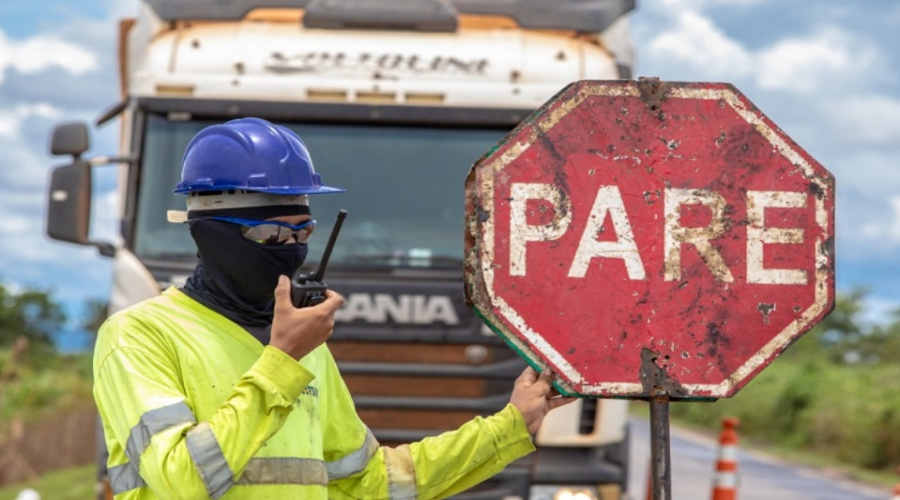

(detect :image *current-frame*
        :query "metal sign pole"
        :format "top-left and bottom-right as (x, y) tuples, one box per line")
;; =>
(649, 391), (672, 500)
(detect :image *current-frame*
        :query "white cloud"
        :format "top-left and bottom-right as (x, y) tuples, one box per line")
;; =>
(105, 0), (140, 22)
(0, 212), (72, 264)
(0, 210), (32, 238)
(818, 146), (900, 257)
(641, 8), (884, 97)
(91, 188), (120, 243)
(861, 294), (900, 326)
(0, 29), (98, 85)
(756, 27), (882, 94)
(0, 102), (63, 139)
(822, 94), (900, 145)
(711, 0), (772, 5)
(654, 0), (773, 12)
(645, 10), (753, 80)
(0, 103), (110, 197)
(0, 9), (124, 323)
(862, 196), (900, 244)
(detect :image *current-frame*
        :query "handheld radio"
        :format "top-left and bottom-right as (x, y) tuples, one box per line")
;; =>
(290, 209), (347, 308)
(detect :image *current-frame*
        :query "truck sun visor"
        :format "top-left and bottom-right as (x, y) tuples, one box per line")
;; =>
(144, 0), (636, 33)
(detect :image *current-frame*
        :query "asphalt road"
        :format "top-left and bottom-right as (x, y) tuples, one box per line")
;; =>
(627, 417), (888, 500)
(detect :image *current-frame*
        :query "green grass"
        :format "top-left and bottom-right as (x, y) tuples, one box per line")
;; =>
(667, 360), (900, 474)
(0, 465), (95, 500)
(0, 350), (96, 497)
(6, 346), (900, 496)
(631, 356), (900, 491)
(0, 351), (93, 435)
(633, 403), (900, 490)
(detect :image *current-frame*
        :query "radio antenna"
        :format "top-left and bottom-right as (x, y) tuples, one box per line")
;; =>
(313, 209), (347, 283)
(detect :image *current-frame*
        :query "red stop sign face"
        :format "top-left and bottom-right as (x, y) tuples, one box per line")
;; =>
(464, 80), (835, 399)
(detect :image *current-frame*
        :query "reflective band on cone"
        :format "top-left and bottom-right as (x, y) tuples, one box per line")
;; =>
(711, 417), (740, 500)
(891, 465), (900, 500)
(646, 460), (652, 500)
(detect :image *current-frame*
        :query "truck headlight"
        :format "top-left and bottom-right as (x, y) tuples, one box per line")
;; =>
(529, 485), (599, 500)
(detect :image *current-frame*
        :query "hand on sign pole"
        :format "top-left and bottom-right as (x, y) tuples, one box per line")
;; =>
(270, 275), (345, 361)
(510, 367), (577, 434)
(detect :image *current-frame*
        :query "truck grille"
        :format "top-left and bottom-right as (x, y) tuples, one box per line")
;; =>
(330, 338), (532, 498)
(331, 339), (523, 445)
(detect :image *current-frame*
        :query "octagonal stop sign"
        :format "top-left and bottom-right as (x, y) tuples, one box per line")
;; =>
(464, 80), (835, 400)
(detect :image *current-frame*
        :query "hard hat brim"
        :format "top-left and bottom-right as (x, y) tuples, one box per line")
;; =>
(173, 185), (346, 195)
(166, 189), (342, 224)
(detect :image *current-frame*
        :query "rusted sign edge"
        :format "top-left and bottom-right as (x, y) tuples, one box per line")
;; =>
(670, 85), (835, 397)
(473, 81), (657, 397)
(465, 80), (835, 399)
(475, 138), (596, 393)
(471, 306), (581, 397)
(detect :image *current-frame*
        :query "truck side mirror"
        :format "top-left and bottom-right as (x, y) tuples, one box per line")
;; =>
(46, 161), (115, 256)
(49, 122), (90, 158)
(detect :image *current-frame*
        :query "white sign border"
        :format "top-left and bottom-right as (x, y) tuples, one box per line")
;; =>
(476, 82), (833, 398)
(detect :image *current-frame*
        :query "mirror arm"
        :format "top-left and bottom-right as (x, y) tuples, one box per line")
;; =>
(94, 242), (117, 257)
(88, 155), (136, 167)
(83, 156), (132, 256)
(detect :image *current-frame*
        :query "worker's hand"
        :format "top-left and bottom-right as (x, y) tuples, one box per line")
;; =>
(509, 367), (577, 434)
(270, 275), (345, 361)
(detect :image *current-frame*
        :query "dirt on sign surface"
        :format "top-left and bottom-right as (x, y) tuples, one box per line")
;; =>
(465, 79), (835, 400)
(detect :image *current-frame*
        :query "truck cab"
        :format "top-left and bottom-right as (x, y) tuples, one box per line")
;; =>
(46, 1), (636, 498)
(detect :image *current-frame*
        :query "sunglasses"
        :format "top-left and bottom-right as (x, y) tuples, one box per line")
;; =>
(208, 216), (316, 245)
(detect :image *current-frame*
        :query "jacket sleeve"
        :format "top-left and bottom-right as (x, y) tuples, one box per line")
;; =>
(320, 349), (536, 500)
(93, 313), (310, 499)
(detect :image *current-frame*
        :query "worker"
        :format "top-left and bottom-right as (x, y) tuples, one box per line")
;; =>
(93, 117), (575, 499)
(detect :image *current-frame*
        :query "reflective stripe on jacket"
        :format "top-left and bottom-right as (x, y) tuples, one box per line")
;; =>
(93, 288), (535, 499)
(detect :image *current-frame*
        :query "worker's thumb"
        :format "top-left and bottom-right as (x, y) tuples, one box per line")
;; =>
(274, 275), (291, 306)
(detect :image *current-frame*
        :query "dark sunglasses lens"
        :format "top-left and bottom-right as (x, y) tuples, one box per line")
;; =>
(294, 225), (314, 243)
(241, 223), (313, 245)
(242, 224), (289, 245)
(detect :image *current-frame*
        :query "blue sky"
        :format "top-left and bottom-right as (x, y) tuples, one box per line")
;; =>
(0, 0), (899, 347)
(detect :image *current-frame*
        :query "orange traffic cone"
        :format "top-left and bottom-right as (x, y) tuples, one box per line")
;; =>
(645, 460), (652, 500)
(891, 466), (900, 500)
(711, 417), (740, 500)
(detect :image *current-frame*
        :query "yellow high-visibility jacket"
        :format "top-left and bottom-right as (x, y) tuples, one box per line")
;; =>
(93, 288), (535, 499)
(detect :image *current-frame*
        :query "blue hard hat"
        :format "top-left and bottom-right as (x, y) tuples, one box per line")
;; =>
(174, 117), (344, 195)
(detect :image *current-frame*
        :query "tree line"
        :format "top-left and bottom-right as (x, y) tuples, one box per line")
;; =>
(3, 281), (900, 473)
(672, 289), (900, 474)
(0, 283), (107, 355)
(2, 280), (894, 365)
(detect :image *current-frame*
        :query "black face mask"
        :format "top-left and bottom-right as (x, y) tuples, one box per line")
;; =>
(182, 219), (308, 326)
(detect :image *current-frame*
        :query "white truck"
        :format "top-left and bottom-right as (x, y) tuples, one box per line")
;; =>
(46, 1), (636, 498)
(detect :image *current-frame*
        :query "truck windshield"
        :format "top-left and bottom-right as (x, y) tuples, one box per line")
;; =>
(135, 114), (506, 270)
